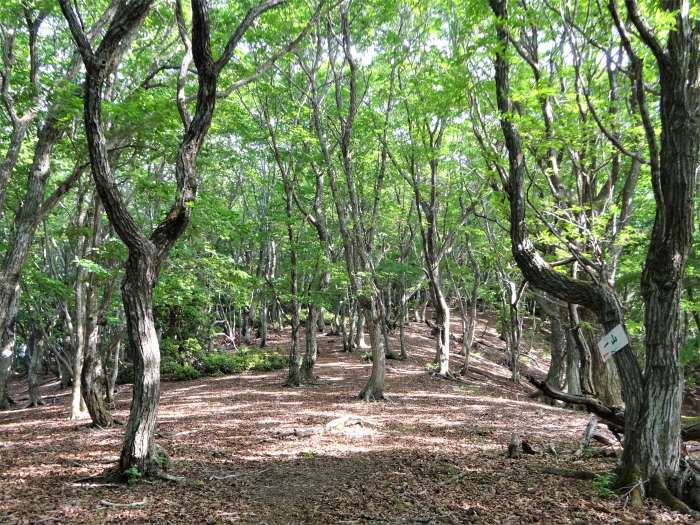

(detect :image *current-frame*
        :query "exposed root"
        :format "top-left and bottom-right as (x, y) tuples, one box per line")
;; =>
(156, 472), (185, 483)
(615, 466), (644, 509)
(431, 370), (467, 383)
(98, 499), (147, 508)
(0, 394), (16, 410)
(358, 388), (385, 402)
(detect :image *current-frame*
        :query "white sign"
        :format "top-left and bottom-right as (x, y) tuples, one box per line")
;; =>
(597, 324), (629, 362)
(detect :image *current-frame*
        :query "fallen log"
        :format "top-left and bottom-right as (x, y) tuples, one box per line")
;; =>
(529, 377), (700, 442)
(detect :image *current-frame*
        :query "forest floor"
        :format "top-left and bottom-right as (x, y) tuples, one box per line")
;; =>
(2, 314), (698, 524)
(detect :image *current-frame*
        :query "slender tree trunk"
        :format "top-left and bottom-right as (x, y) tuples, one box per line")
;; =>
(565, 331), (582, 397)
(508, 301), (522, 383)
(316, 307), (326, 333)
(0, 284), (19, 409)
(259, 299), (268, 348)
(431, 279), (450, 376)
(71, 260), (87, 420)
(355, 312), (368, 349)
(301, 303), (319, 383)
(462, 296), (478, 373)
(27, 329), (46, 407)
(106, 339), (120, 407)
(285, 299), (302, 386)
(419, 294), (428, 323)
(399, 298), (408, 360)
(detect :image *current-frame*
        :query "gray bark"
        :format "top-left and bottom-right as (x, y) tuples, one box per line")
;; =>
(27, 329), (46, 407)
(0, 284), (18, 409)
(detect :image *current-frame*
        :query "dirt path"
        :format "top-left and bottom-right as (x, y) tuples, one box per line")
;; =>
(0, 319), (693, 524)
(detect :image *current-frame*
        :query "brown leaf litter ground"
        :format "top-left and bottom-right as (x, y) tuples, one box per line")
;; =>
(1, 315), (697, 524)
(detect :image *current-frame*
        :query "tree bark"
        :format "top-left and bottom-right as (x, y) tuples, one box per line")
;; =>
(301, 303), (319, 383)
(0, 284), (19, 410)
(359, 299), (386, 401)
(118, 254), (161, 475)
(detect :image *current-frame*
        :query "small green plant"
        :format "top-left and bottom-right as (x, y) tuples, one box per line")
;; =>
(125, 466), (143, 486)
(360, 351), (372, 362)
(424, 362), (439, 373)
(592, 472), (616, 499)
(157, 454), (171, 470)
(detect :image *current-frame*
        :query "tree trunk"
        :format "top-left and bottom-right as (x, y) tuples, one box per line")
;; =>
(301, 303), (319, 383)
(27, 329), (45, 407)
(119, 254), (162, 476)
(587, 321), (623, 406)
(544, 306), (566, 390)
(431, 280), (450, 376)
(608, 0), (700, 509)
(106, 339), (120, 407)
(70, 259), (87, 420)
(568, 301), (595, 395)
(316, 307), (326, 333)
(0, 284), (19, 410)
(259, 299), (268, 348)
(399, 297), (408, 360)
(242, 306), (253, 346)
(355, 312), (368, 349)
(359, 299), (385, 401)
(81, 295), (113, 427)
(285, 300), (302, 386)
(565, 331), (582, 396)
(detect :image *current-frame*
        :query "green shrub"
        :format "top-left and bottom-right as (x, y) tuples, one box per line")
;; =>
(162, 337), (204, 366)
(592, 472), (616, 499)
(125, 466), (142, 486)
(160, 345), (287, 381)
(161, 361), (202, 381)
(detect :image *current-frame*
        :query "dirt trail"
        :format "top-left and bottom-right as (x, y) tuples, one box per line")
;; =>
(0, 317), (693, 524)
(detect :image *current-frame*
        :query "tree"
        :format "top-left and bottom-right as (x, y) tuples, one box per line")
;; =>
(59, 0), (289, 477)
(489, 0), (700, 510)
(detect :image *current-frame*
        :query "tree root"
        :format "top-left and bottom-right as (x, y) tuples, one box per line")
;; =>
(358, 388), (385, 402)
(0, 393), (16, 410)
(431, 370), (466, 383)
(98, 498), (147, 508)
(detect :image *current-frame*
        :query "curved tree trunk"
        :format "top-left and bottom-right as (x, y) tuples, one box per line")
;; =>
(119, 255), (161, 475)
(491, 0), (699, 510)
(60, 0), (283, 477)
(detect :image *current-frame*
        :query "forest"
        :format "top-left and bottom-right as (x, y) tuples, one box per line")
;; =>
(0, 0), (699, 523)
